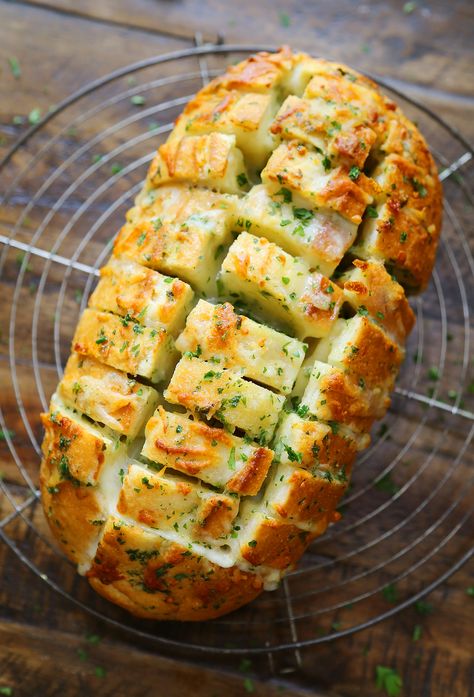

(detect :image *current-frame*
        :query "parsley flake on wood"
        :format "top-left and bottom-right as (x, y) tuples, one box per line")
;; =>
(414, 600), (434, 615)
(375, 666), (403, 697)
(28, 108), (42, 125)
(8, 56), (21, 79)
(382, 583), (398, 603)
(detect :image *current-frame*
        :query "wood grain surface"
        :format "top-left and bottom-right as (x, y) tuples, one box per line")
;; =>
(0, 1), (473, 696)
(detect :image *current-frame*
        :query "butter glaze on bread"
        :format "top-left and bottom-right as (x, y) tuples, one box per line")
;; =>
(40, 48), (442, 620)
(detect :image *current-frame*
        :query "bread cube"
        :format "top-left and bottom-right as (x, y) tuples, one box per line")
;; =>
(89, 257), (194, 333)
(261, 141), (376, 225)
(142, 406), (273, 495)
(314, 316), (403, 393)
(300, 360), (390, 432)
(175, 299), (306, 394)
(351, 154), (441, 292)
(261, 461), (347, 530)
(234, 184), (357, 275)
(164, 356), (284, 443)
(114, 185), (234, 295)
(42, 395), (123, 486)
(220, 232), (343, 339)
(270, 93), (377, 169)
(275, 412), (362, 472)
(338, 259), (415, 344)
(148, 133), (248, 194)
(72, 308), (176, 383)
(173, 90), (278, 172)
(117, 463), (239, 546)
(58, 353), (159, 438)
(237, 503), (317, 570)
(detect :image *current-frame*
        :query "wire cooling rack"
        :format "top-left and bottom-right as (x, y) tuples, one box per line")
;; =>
(0, 44), (473, 663)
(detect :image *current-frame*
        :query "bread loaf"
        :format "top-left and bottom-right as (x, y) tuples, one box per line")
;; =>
(40, 48), (442, 620)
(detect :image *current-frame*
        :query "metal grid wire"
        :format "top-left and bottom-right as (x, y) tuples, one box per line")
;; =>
(0, 44), (473, 663)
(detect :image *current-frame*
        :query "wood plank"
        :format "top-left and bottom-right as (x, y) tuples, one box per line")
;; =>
(19, 0), (474, 103)
(0, 0), (190, 156)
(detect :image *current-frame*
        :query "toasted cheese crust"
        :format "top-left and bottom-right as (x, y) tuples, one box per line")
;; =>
(40, 48), (441, 621)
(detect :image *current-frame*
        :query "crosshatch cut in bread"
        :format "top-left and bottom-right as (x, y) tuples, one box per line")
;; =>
(40, 47), (442, 621)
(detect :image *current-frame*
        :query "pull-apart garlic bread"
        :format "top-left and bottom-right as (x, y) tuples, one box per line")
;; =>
(40, 47), (442, 620)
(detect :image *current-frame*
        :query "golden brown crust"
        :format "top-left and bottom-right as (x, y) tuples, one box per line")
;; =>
(87, 518), (263, 621)
(39, 410), (112, 567)
(40, 47), (441, 622)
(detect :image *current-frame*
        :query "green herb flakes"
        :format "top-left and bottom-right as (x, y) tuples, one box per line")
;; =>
(375, 666), (402, 697)
(8, 56), (21, 79)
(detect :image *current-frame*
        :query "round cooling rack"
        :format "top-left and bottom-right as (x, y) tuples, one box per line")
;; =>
(0, 44), (473, 661)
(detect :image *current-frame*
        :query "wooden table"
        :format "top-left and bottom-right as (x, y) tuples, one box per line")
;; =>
(0, 1), (473, 695)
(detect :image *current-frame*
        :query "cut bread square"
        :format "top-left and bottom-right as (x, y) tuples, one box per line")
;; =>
(300, 359), (390, 432)
(72, 308), (176, 383)
(114, 185), (234, 295)
(42, 394), (124, 486)
(173, 90), (278, 172)
(164, 356), (285, 443)
(314, 316), (403, 393)
(338, 259), (415, 344)
(234, 184), (357, 275)
(261, 461), (347, 530)
(175, 299), (306, 394)
(220, 231), (344, 339)
(351, 155), (440, 292)
(237, 503), (317, 570)
(141, 406), (273, 495)
(270, 93), (377, 169)
(89, 257), (194, 334)
(147, 133), (248, 194)
(58, 353), (159, 438)
(261, 141), (376, 225)
(117, 463), (239, 547)
(275, 412), (363, 472)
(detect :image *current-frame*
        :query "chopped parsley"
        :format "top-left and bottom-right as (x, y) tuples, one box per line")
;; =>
(275, 187), (292, 203)
(283, 443), (303, 463)
(348, 166), (361, 181)
(382, 583), (398, 603)
(8, 56), (21, 79)
(322, 155), (331, 171)
(131, 95), (146, 106)
(236, 172), (249, 187)
(293, 207), (314, 225)
(414, 600), (434, 615)
(375, 666), (402, 697)
(203, 370), (221, 380)
(366, 206), (378, 219)
(28, 108), (42, 125)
